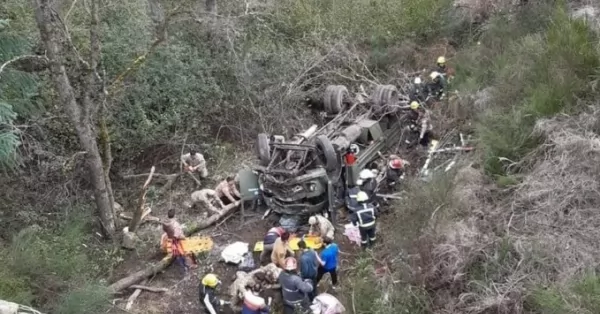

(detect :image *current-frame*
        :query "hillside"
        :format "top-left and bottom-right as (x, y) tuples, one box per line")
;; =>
(1, 0), (600, 313)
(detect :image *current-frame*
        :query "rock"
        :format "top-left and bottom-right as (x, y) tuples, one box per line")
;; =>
(122, 227), (138, 249)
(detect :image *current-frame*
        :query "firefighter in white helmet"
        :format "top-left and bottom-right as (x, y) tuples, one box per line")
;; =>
(356, 169), (377, 203)
(351, 192), (379, 248)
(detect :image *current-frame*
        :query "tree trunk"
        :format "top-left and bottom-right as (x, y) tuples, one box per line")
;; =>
(0, 299), (44, 314)
(33, 0), (116, 237)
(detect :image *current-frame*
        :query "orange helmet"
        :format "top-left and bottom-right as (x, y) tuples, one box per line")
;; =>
(284, 257), (297, 271)
(389, 159), (403, 169)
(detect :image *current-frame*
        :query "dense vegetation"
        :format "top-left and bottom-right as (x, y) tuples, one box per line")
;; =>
(1, 0), (599, 313)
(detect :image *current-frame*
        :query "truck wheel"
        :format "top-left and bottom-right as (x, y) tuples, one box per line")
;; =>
(323, 85), (348, 115)
(316, 135), (337, 172)
(257, 133), (270, 166)
(372, 85), (398, 108)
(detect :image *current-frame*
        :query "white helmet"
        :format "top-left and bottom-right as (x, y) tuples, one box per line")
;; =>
(414, 77), (422, 84)
(430, 71), (441, 80)
(308, 216), (317, 225)
(356, 179), (364, 186)
(356, 191), (369, 203)
(359, 169), (376, 180)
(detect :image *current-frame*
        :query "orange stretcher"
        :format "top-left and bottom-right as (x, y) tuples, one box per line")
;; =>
(160, 234), (214, 255)
(253, 235), (323, 252)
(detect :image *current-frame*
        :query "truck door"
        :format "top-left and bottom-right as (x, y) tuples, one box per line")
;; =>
(237, 169), (260, 201)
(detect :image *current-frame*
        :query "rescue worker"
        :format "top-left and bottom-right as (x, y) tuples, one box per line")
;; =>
(436, 56), (447, 76)
(427, 71), (446, 101)
(408, 101), (433, 147)
(181, 150), (208, 178)
(310, 293), (346, 314)
(278, 257), (314, 314)
(409, 77), (427, 103)
(351, 192), (378, 248)
(271, 231), (295, 269)
(191, 189), (225, 214)
(345, 184), (361, 212)
(343, 144), (359, 166)
(260, 225), (286, 263)
(200, 273), (228, 314)
(356, 169), (377, 203)
(308, 214), (335, 241)
(215, 176), (241, 206)
(241, 283), (271, 314)
(385, 155), (409, 188)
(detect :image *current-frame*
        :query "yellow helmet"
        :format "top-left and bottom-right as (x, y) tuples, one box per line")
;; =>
(410, 101), (420, 110)
(202, 274), (220, 288)
(437, 56), (446, 64)
(356, 191), (369, 203)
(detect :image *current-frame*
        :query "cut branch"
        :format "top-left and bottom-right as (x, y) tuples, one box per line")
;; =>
(0, 299), (44, 314)
(125, 279), (147, 310)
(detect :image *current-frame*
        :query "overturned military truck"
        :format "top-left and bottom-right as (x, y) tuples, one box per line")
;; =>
(238, 84), (407, 223)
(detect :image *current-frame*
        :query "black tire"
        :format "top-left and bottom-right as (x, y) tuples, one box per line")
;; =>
(371, 85), (398, 108)
(257, 133), (270, 166)
(315, 135), (338, 172)
(323, 85), (348, 114)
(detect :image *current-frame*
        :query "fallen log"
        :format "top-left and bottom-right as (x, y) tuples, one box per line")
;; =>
(108, 204), (239, 293)
(120, 212), (160, 223)
(129, 285), (168, 293)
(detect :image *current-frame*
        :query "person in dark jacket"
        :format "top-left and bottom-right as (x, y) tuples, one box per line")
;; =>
(278, 257), (314, 314)
(435, 56), (447, 76)
(427, 71), (446, 101)
(345, 184), (361, 212)
(356, 169), (377, 203)
(200, 273), (227, 314)
(351, 192), (379, 249)
(409, 77), (427, 103)
(298, 240), (324, 301)
(385, 155), (408, 189)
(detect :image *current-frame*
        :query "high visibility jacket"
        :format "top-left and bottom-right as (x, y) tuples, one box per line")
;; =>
(199, 285), (220, 314)
(263, 227), (284, 245)
(362, 179), (377, 202)
(345, 187), (361, 211)
(278, 272), (313, 307)
(351, 203), (377, 228)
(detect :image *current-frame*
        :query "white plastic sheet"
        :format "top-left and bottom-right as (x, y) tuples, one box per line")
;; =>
(220, 241), (249, 264)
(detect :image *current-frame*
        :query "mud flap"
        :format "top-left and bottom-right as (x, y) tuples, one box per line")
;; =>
(238, 169), (260, 201)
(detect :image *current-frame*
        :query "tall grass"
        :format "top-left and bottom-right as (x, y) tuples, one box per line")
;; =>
(454, 5), (600, 176)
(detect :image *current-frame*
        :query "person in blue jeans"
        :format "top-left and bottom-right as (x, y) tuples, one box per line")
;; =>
(315, 237), (339, 290)
(298, 240), (324, 301)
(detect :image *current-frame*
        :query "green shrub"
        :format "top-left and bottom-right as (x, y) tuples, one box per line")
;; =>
(459, 4), (600, 175)
(526, 273), (600, 314)
(55, 284), (112, 314)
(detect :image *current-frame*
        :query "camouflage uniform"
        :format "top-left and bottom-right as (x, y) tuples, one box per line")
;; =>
(191, 189), (224, 214)
(181, 152), (208, 178)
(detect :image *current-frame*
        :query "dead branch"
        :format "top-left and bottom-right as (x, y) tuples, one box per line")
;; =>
(128, 166), (156, 233)
(128, 285), (168, 293)
(124, 279), (147, 310)
(120, 212), (160, 223)
(0, 55), (48, 79)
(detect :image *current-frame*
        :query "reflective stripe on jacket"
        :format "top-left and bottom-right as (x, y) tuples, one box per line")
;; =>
(278, 272), (313, 306)
(356, 204), (376, 228)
